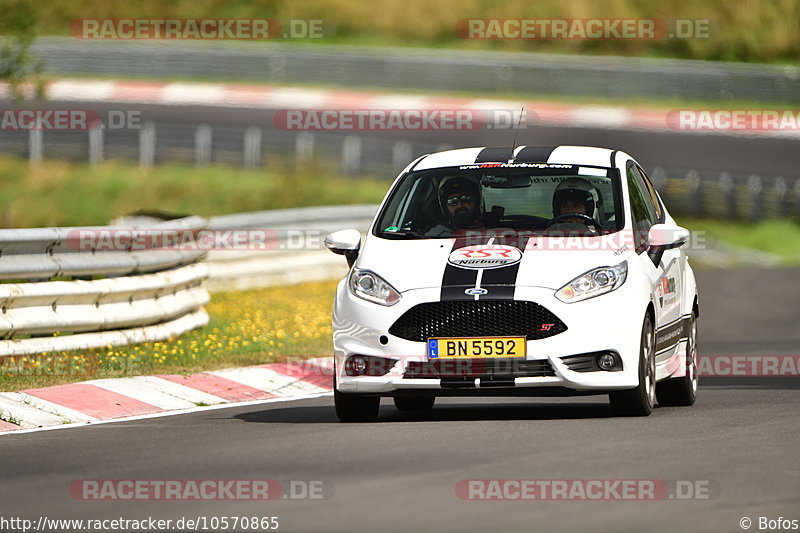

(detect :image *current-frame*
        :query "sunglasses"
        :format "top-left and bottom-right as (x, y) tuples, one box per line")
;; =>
(446, 194), (474, 206)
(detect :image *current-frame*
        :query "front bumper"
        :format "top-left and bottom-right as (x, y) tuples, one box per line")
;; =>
(332, 280), (647, 395)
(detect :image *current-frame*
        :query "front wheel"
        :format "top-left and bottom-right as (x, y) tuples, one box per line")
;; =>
(334, 389), (380, 422)
(334, 371), (379, 422)
(609, 313), (656, 417)
(656, 312), (698, 406)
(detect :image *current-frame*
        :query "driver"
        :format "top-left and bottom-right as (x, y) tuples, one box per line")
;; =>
(551, 178), (599, 225)
(439, 176), (484, 230)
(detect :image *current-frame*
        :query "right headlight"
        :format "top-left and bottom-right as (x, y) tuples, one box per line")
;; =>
(348, 268), (401, 306)
(555, 262), (628, 303)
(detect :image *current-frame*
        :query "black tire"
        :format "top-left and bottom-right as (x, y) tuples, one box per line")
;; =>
(393, 396), (435, 411)
(610, 313), (656, 417)
(656, 312), (698, 406)
(333, 371), (379, 422)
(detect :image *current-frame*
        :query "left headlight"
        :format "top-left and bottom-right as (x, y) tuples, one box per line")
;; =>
(555, 262), (628, 303)
(349, 268), (401, 306)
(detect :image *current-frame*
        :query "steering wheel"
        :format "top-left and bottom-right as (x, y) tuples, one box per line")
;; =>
(546, 212), (602, 229)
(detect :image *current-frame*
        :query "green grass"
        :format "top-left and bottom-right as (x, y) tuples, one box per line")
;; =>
(0, 279), (338, 392)
(682, 218), (800, 264)
(0, 157), (389, 227)
(1, 0), (799, 64)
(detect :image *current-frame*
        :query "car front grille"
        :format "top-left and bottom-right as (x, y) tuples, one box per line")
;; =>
(388, 300), (567, 342)
(404, 358), (556, 379)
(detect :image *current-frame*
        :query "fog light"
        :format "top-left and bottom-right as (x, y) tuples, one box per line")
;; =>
(344, 355), (398, 376)
(350, 356), (367, 375)
(598, 353), (616, 371)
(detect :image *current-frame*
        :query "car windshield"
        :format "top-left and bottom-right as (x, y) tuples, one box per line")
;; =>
(375, 163), (623, 239)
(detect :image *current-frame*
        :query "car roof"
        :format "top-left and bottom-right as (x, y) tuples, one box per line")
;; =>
(412, 145), (625, 171)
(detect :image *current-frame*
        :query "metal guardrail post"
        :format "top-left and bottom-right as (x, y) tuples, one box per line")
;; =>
(88, 124), (104, 166)
(341, 135), (362, 176)
(748, 174), (764, 221)
(392, 141), (412, 174)
(195, 124), (212, 167)
(243, 126), (262, 169)
(795, 179), (800, 218)
(650, 167), (667, 192)
(139, 121), (156, 169)
(295, 132), (314, 169)
(719, 172), (735, 219)
(686, 170), (702, 217)
(775, 177), (787, 218)
(28, 128), (43, 165)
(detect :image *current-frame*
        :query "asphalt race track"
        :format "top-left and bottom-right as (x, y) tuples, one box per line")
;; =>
(3, 267), (798, 533)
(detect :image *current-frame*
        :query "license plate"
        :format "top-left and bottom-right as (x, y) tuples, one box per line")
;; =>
(427, 337), (526, 359)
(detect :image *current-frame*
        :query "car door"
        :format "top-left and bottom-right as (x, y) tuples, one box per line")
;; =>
(628, 162), (685, 363)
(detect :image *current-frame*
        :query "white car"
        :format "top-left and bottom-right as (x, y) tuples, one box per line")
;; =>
(325, 145), (698, 422)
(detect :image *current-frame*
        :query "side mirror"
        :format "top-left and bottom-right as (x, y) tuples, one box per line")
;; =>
(648, 224), (690, 250)
(324, 229), (361, 267)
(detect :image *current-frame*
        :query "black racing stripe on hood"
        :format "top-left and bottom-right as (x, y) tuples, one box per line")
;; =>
(474, 147), (513, 163)
(513, 146), (557, 163)
(478, 235), (532, 300)
(440, 235), (485, 301)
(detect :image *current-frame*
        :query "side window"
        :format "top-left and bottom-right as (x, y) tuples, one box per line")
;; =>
(626, 162), (657, 252)
(637, 165), (664, 222)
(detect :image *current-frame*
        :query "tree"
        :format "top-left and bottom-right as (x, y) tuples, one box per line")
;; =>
(0, 1), (44, 104)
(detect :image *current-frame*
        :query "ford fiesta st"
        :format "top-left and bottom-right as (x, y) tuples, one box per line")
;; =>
(325, 145), (699, 422)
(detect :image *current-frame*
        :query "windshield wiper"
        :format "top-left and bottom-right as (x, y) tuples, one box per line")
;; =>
(380, 229), (427, 239)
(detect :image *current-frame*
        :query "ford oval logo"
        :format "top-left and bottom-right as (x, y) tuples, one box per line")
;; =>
(465, 288), (488, 296)
(448, 245), (523, 270)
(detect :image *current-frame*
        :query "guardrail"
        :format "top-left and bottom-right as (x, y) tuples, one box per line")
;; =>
(0, 216), (210, 356)
(651, 169), (799, 221)
(202, 205), (376, 291)
(28, 38), (800, 104)
(0, 206), (378, 356)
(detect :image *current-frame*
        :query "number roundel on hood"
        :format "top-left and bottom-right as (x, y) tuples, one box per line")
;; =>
(447, 245), (523, 270)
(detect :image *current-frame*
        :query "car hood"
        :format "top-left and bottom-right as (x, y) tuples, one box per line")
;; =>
(356, 235), (635, 292)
